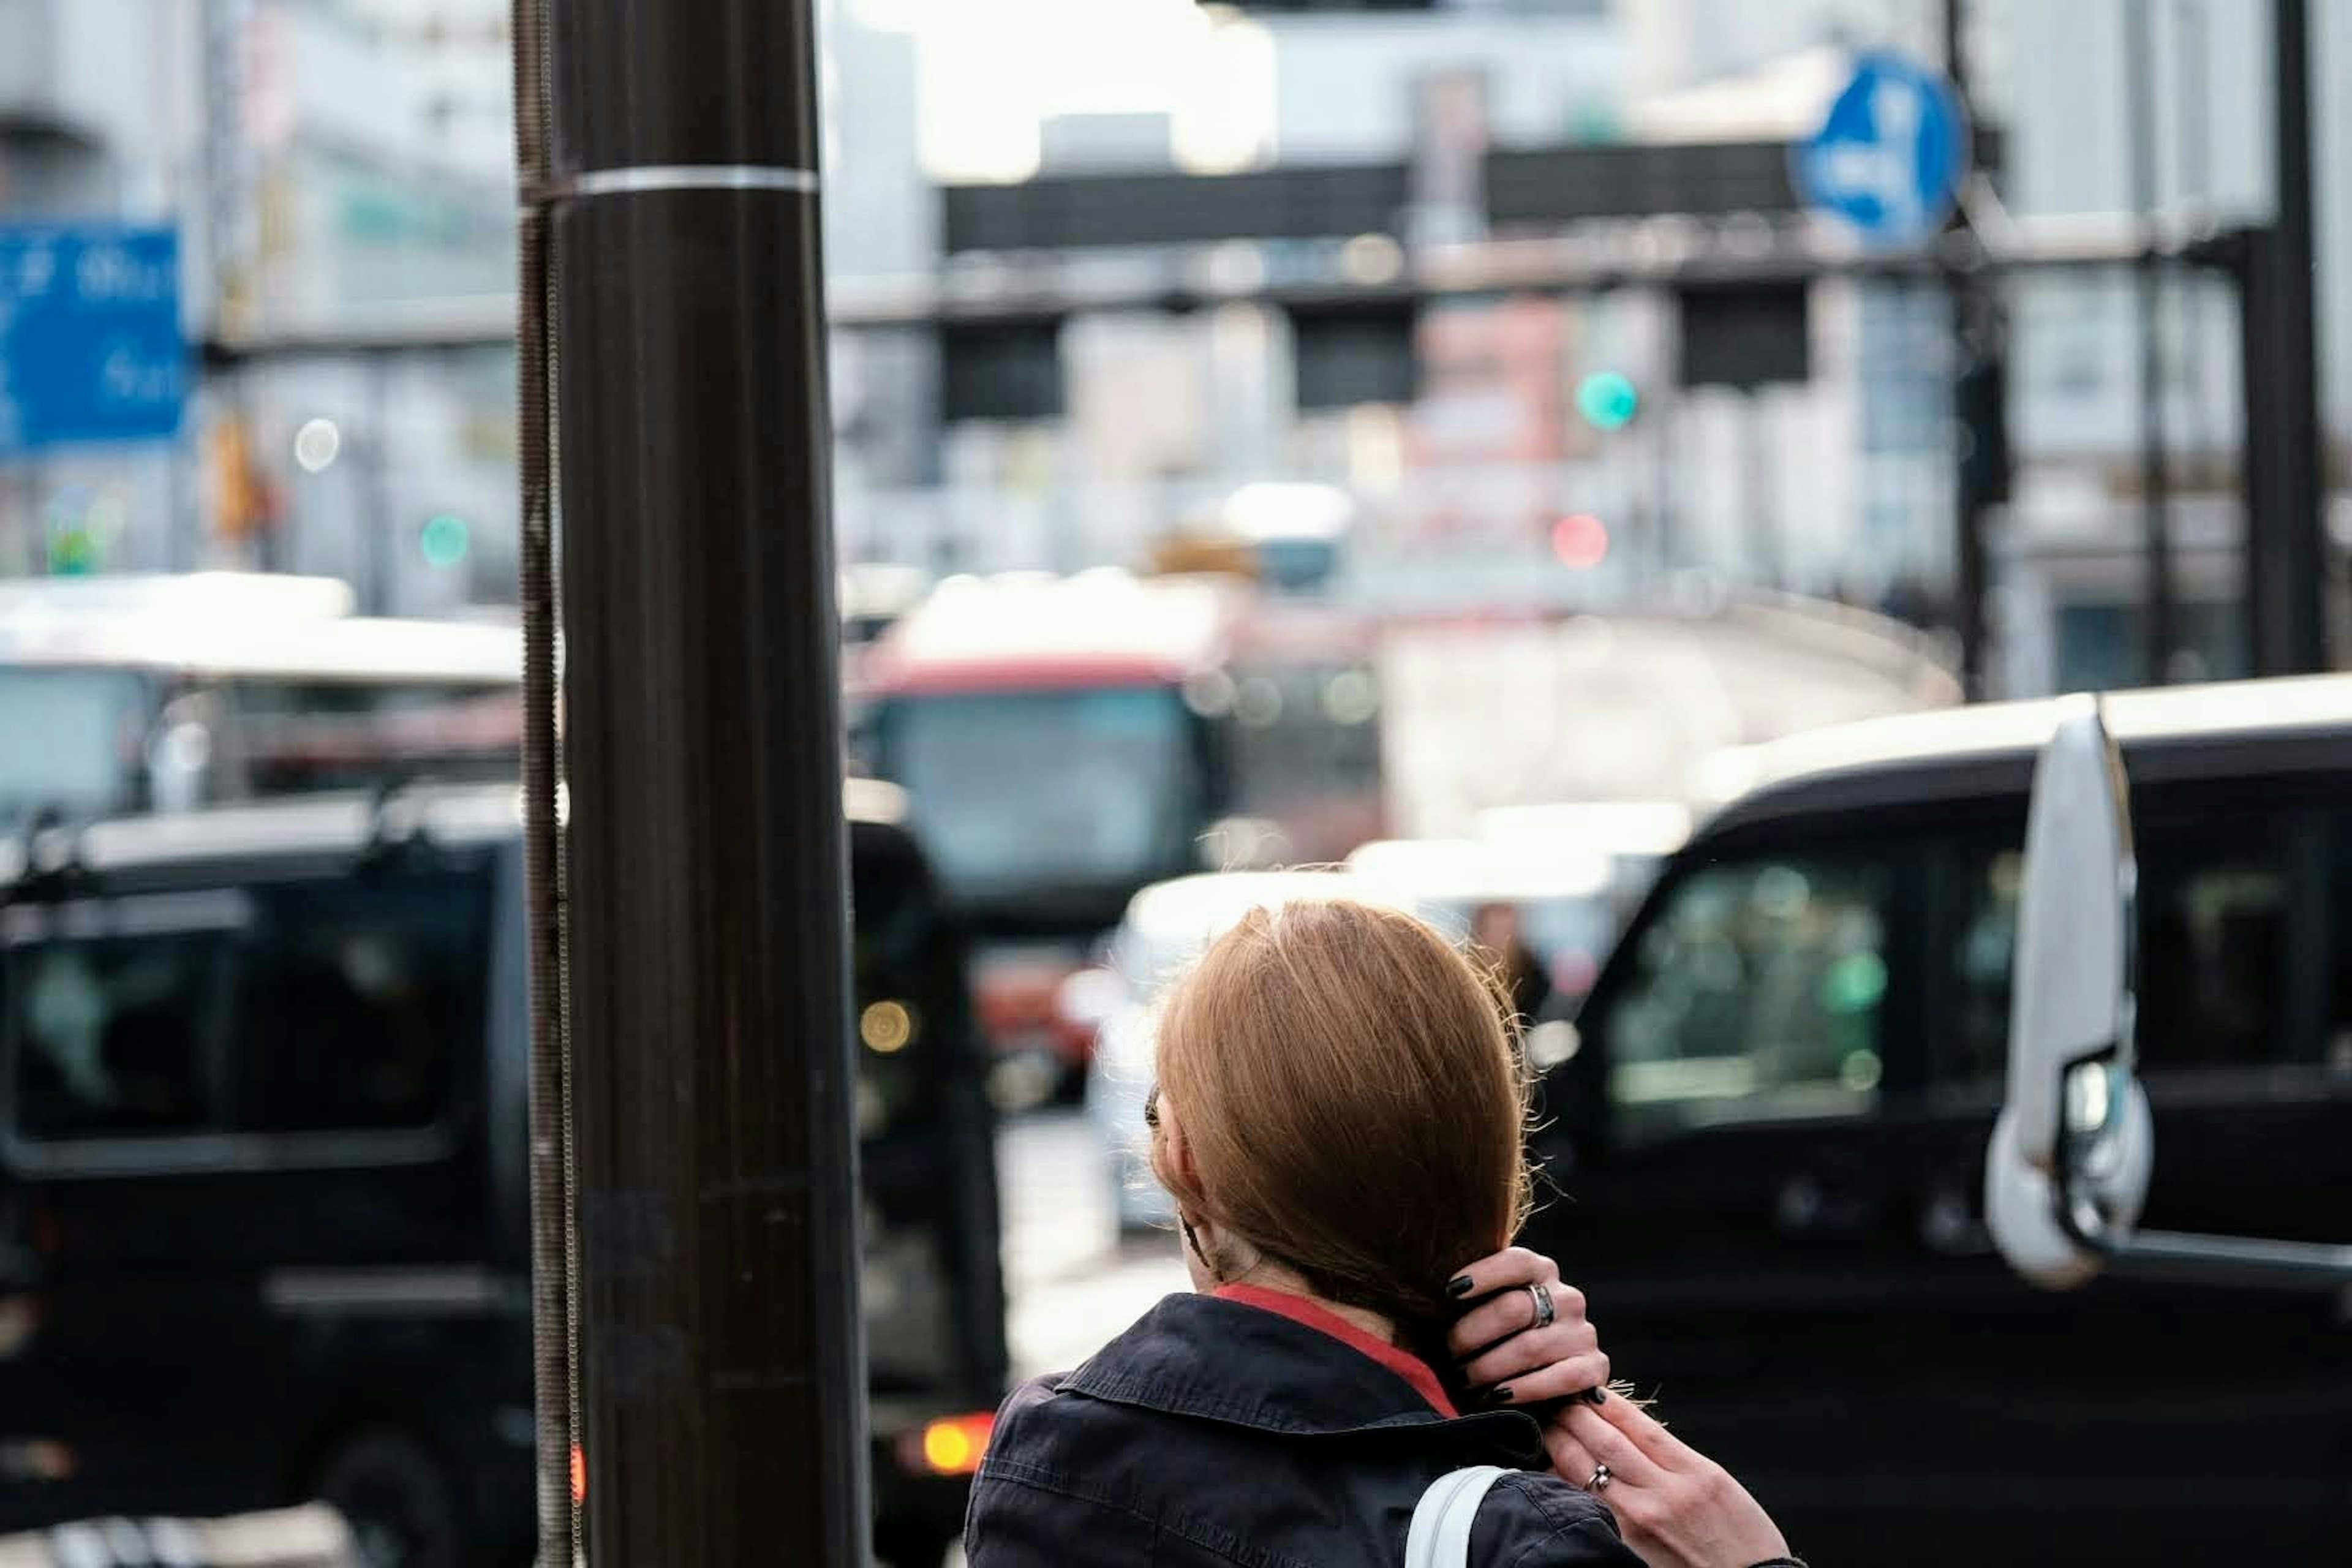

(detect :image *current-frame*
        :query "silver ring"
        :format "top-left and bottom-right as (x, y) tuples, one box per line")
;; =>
(1528, 1282), (1555, 1330)
(1585, 1463), (1611, 1492)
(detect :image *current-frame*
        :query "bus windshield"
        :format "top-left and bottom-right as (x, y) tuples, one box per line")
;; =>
(0, 667), (150, 820)
(875, 685), (1204, 913)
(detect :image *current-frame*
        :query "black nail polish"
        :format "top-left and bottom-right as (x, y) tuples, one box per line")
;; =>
(1585, 1387), (1607, 1405)
(1486, 1385), (1513, 1406)
(1447, 1275), (1474, 1298)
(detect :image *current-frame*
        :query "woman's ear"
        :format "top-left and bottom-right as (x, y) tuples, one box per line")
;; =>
(1159, 1091), (1202, 1197)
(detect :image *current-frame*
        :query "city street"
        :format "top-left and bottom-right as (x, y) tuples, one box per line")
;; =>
(2, 1), (2343, 1561)
(997, 1110), (1189, 1382)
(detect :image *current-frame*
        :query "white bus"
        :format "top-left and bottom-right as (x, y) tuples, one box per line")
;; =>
(0, 576), (520, 824)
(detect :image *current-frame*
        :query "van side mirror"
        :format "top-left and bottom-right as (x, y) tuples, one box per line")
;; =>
(1986, 698), (2351, 1290)
(1984, 702), (2152, 1287)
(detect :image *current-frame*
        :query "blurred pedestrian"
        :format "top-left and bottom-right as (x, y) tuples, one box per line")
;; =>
(964, 899), (1795, 1568)
(1474, 900), (1553, 1027)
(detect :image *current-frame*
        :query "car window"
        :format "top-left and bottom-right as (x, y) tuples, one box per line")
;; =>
(238, 867), (492, 1133)
(1947, 804), (2304, 1084)
(1604, 854), (1892, 1141)
(7, 921), (237, 1140)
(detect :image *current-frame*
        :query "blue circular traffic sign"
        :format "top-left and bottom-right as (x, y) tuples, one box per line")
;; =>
(1795, 51), (1970, 249)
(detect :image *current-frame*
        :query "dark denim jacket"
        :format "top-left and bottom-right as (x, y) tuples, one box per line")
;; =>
(964, 1290), (1639, 1568)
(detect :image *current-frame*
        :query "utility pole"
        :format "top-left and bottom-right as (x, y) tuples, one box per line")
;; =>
(515, 4), (869, 1567)
(2125, 0), (2176, 684)
(2175, 0), (2216, 500)
(1945, 0), (2006, 699)
(2244, 0), (2327, 675)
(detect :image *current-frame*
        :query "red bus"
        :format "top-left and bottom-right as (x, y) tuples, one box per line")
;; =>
(858, 571), (1382, 1084)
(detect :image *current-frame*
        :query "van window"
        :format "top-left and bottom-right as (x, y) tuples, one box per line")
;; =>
(238, 870), (491, 1133)
(1947, 807), (2301, 1084)
(1947, 843), (2022, 1085)
(1604, 854), (1891, 1140)
(9, 925), (236, 1139)
(6, 863), (491, 1149)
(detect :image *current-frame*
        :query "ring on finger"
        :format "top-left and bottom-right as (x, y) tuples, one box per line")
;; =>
(1584, 1463), (1611, 1492)
(1527, 1282), (1555, 1330)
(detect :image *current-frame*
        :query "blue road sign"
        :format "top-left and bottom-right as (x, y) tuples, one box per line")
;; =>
(1795, 52), (1970, 249)
(0, 225), (186, 458)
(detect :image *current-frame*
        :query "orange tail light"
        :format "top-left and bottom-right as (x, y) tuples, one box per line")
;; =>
(902, 1412), (993, 1477)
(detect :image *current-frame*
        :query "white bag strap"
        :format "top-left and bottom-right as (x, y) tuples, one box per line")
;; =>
(1404, 1465), (1509, 1568)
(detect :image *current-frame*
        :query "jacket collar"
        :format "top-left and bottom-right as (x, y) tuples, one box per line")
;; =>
(1209, 1283), (1461, 1417)
(1060, 1291), (1547, 1463)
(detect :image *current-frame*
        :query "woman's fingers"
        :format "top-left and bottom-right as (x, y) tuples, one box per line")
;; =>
(1446, 1276), (1585, 1360)
(1458, 1317), (1600, 1390)
(1541, 1423), (1608, 1496)
(1444, 1245), (1559, 1302)
(1476, 1351), (1611, 1409)
(1586, 1381), (1700, 1472)
(1559, 1400), (1668, 1490)
(1444, 1250), (1610, 1414)
(1552, 1402), (1793, 1567)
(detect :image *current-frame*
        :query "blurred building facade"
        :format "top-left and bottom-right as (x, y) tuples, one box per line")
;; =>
(1992, 0), (2352, 694)
(0, 0), (208, 579)
(842, 0), (2352, 696)
(0, 0), (514, 612)
(1, 0), (2347, 693)
(220, 0), (518, 615)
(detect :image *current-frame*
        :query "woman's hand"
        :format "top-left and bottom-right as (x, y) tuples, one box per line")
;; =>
(1442, 1246), (1608, 1409)
(1541, 1390), (1792, 1568)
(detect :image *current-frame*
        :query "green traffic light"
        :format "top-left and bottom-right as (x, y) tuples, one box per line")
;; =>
(420, 513), (472, 568)
(1577, 371), (1640, 431)
(48, 527), (97, 576)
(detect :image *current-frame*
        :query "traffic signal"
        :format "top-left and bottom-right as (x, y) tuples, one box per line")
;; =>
(1575, 371), (1640, 431)
(1675, 282), (1811, 390)
(47, 526), (98, 575)
(420, 513), (472, 568)
(1550, 513), (1610, 569)
(941, 321), (1065, 423)
(1290, 301), (1419, 410)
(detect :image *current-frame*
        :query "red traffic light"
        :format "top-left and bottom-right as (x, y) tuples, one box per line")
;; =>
(1550, 513), (1610, 569)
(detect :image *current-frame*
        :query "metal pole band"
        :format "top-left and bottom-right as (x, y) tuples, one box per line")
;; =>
(556, 164), (820, 200)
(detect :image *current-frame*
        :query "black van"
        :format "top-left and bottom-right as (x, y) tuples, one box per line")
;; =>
(0, 781), (1004, 1568)
(1533, 674), (2352, 1566)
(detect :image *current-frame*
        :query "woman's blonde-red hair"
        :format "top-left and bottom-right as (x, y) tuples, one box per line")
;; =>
(1149, 897), (1532, 1334)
